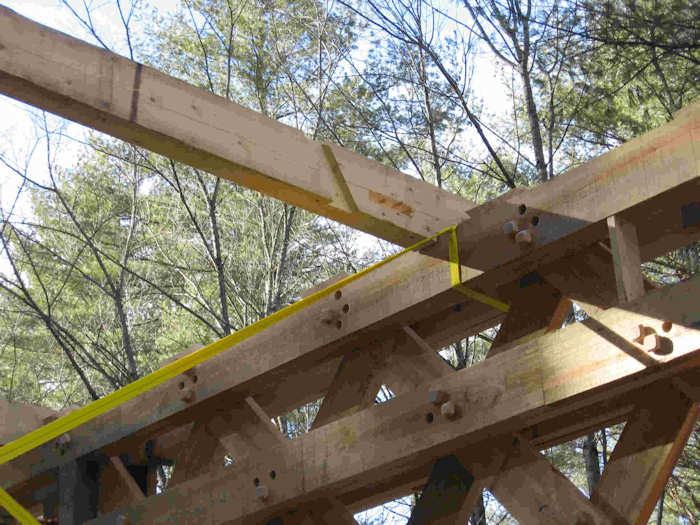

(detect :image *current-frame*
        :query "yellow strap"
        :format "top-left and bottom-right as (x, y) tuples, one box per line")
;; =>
(0, 226), (456, 471)
(449, 227), (510, 313)
(0, 223), (507, 523)
(0, 487), (40, 525)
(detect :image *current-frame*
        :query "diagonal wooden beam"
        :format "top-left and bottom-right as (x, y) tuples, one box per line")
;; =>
(312, 327), (453, 430)
(310, 346), (385, 430)
(407, 455), (476, 525)
(488, 275), (568, 356)
(106, 457), (144, 502)
(0, 5), (472, 247)
(166, 418), (229, 488)
(489, 439), (611, 524)
(591, 383), (699, 525)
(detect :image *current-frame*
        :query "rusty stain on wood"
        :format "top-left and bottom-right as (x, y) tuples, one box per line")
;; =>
(369, 190), (414, 217)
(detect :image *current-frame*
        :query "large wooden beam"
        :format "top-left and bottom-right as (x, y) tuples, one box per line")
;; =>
(0, 5), (472, 247)
(591, 384), (699, 524)
(88, 279), (700, 523)
(423, 102), (699, 273)
(0, 399), (56, 445)
(489, 440), (611, 524)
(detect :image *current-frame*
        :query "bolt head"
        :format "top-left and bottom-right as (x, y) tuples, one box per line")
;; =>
(255, 484), (269, 501)
(515, 229), (533, 245)
(53, 433), (71, 455)
(428, 390), (446, 405)
(440, 400), (457, 419)
(180, 386), (195, 402)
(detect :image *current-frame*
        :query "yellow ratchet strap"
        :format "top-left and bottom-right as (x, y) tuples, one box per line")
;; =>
(0, 223), (506, 523)
(448, 226), (510, 312)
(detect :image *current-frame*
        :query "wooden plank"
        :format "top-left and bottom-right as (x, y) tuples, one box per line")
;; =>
(490, 440), (611, 524)
(0, 6), (472, 247)
(607, 215), (644, 303)
(591, 383), (699, 524)
(87, 279), (700, 524)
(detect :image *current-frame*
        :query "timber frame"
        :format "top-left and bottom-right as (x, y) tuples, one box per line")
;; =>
(0, 5), (699, 524)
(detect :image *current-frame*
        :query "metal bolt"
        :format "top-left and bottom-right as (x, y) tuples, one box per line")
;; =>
(180, 385), (195, 403)
(255, 484), (269, 501)
(503, 221), (517, 236)
(440, 401), (457, 419)
(515, 229), (533, 245)
(429, 390), (446, 405)
(53, 433), (71, 455)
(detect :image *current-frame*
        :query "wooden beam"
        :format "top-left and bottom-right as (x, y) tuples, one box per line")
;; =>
(488, 276), (566, 356)
(58, 458), (100, 525)
(87, 279), (700, 524)
(312, 327), (453, 429)
(166, 418), (228, 487)
(607, 215), (644, 304)
(0, 6), (472, 247)
(0, 399), (56, 445)
(107, 457), (145, 502)
(310, 348), (384, 430)
(591, 383), (699, 524)
(489, 440), (611, 524)
(422, 105), (699, 271)
(307, 498), (359, 525)
(407, 455), (476, 525)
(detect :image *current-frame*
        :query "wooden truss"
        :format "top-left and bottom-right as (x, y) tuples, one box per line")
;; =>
(0, 5), (699, 524)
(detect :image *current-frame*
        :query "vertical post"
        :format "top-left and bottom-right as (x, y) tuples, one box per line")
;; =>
(58, 458), (100, 525)
(607, 215), (644, 303)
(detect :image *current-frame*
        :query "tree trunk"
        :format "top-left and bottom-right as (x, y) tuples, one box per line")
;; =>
(583, 432), (601, 495)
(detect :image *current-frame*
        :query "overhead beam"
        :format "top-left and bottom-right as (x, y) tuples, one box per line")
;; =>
(88, 278), (700, 523)
(0, 5), (472, 247)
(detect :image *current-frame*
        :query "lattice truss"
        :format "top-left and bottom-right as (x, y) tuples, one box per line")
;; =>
(0, 5), (699, 525)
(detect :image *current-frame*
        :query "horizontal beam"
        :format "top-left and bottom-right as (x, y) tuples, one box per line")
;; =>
(0, 5), (472, 247)
(89, 278), (700, 523)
